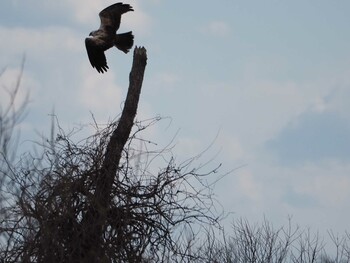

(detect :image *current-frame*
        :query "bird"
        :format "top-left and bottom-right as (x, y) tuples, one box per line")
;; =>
(85, 3), (134, 73)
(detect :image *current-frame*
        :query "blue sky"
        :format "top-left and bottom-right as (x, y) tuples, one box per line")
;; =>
(1, 0), (350, 238)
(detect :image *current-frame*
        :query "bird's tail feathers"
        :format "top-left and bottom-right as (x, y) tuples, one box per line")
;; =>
(114, 31), (134, 53)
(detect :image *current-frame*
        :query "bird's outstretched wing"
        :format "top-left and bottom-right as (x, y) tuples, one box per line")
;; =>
(99, 3), (134, 32)
(85, 38), (109, 73)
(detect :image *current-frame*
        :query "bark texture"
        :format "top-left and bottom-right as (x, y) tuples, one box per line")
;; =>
(81, 46), (147, 262)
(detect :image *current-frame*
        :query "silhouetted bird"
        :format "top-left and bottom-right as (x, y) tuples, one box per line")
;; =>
(85, 3), (134, 73)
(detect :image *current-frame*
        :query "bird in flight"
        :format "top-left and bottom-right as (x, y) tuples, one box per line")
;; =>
(85, 3), (134, 73)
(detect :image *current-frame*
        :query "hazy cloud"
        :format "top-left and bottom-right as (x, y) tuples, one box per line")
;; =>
(78, 65), (124, 122)
(0, 26), (81, 56)
(266, 110), (350, 165)
(202, 21), (230, 37)
(2, 0), (350, 239)
(65, 1), (153, 36)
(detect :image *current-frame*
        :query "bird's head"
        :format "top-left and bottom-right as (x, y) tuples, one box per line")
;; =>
(89, 30), (98, 37)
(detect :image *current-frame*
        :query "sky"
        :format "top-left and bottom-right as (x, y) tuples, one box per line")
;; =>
(1, 0), (350, 243)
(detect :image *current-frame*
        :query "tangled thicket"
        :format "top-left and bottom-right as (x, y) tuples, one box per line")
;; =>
(0, 117), (222, 263)
(0, 49), (223, 262)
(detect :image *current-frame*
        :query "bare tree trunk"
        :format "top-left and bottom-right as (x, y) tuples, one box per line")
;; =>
(81, 46), (147, 262)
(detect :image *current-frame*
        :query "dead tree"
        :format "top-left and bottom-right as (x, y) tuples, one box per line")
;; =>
(79, 46), (147, 262)
(1, 47), (222, 263)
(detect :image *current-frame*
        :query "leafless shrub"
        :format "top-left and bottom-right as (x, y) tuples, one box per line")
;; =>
(1, 62), (29, 254)
(1, 116), (224, 262)
(179, 218), (350, 263)
(1, 52), (349, 263)
(0, 49), (224, 262)
(0, 59), (28, 160)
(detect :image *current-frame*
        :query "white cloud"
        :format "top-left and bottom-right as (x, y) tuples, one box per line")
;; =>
(325, 72), (350, 120)
(65, 1), (153, 36)
(65, 0), (103, 25)
(0, 26), (81, 58)
(202, 21), (231, 37)
(6, 1), (149, 58)
(78, 65), (124, 122)
(0, 22), (127, 135)
(217, 132), (248, 163)
(122, 2), (153, 37)
(299, 167), (350, 208)
(236, 169), (262, 202)
(175, 136), (203, 160)
(215, 157), (350, 234)
(150, 72), (181, 92)
(270, 161), (350, 232)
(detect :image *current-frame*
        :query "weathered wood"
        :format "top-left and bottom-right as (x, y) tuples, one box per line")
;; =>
(98, 46), (147, 206)
(81, 46), (147, 262)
